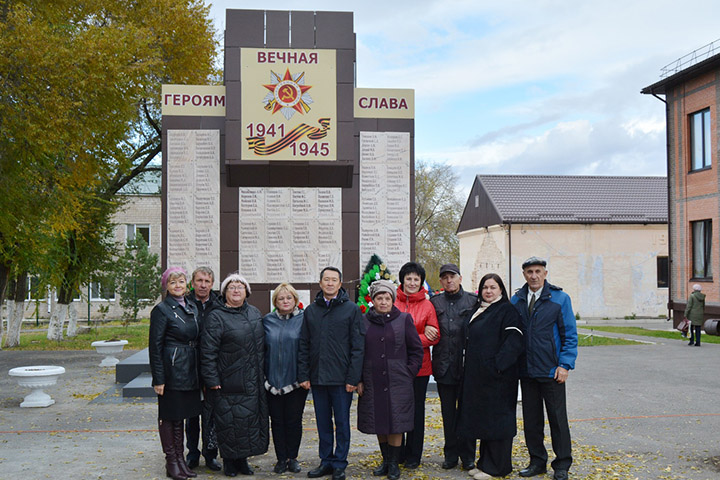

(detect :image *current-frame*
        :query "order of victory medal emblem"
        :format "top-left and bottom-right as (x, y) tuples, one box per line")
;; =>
(263, 68), (313, 120)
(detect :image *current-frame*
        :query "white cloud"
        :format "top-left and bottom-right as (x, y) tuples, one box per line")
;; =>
(421, 117), (666, 179)
(206, 0), (717, 180)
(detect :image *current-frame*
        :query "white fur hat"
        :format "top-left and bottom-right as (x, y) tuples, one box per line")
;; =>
(221, 272), (252, 297)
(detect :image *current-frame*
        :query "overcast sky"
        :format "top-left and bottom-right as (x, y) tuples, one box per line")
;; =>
(205, 0), (720, 195)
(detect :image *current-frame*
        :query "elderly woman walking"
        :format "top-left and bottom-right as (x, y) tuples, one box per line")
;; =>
(149, 267), (201, 480)
(201, 273), (269, 477)
(358, 280), (424, 480)
(685, 284), (706, 347)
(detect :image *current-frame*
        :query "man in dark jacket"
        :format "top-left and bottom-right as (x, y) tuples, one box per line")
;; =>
(430, 263), (477, 471)
(185, 267), (221, 471)
(299, 267), (365, 480)
(510, 257), (577, 480)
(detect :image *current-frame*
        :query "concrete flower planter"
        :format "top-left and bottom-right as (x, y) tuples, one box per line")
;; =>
(91, 340), (129, 367)
(8, 365), (66, 408)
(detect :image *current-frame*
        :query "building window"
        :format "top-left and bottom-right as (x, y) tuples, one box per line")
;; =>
(692, 220), (712, 279)
(90, 281), (116, 301)
(127, 224), (151, 246)
(690, 108), (711, 171)
(25, 276), (47, 302)
(656, 256), (669, 288)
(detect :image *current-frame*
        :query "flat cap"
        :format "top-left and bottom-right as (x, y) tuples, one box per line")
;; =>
(439, 263), (461, 276)
(522, 256), (547, 269)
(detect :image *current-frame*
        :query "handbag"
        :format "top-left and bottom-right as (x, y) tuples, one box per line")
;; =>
(676, 318), (690, 334)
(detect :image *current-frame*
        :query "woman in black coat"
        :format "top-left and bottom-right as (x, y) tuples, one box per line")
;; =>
(458, 273), (524, 479)
(357, 280), (423, 480)
(149, 267), (201, 480)
(200, 273), (269, 477)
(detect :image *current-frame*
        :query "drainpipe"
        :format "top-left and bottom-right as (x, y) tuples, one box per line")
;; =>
(664, 96), (673, 323)
(507, 222), (512, 293)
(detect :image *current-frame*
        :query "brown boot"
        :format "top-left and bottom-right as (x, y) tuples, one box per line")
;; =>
(158, 419), (188, 480)
(173, 421), (197, 478)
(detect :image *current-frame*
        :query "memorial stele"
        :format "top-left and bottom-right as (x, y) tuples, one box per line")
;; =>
(161, 9), (415, 313)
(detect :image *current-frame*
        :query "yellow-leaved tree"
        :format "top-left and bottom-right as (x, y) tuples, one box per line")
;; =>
(0, 0), (218, 344)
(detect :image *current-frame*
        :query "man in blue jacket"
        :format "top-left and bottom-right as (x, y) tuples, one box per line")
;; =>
(299, 267), (365, 480)
(510, 257), (577, 480)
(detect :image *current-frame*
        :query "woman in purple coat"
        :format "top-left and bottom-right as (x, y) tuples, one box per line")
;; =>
(357, 280), (423, 480)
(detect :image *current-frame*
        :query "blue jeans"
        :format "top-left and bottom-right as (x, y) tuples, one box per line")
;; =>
(311, 385), (353, 469)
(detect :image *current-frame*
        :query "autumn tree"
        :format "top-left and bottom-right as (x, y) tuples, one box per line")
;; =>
(0, 0), (218, 341)
(414, 160), (464, 291)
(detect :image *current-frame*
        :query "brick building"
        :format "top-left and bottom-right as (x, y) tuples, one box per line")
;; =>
(642, 40), (720, 324)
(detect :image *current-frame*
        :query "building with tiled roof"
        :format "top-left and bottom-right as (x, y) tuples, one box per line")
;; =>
(457, 175), (669, 319)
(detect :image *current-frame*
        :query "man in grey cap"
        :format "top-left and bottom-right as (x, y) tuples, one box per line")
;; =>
(510, 257), (577, 480)
(430, 263), (477, 470)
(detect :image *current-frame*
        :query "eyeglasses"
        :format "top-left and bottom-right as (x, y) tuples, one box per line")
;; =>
(227, 285), (246, 292)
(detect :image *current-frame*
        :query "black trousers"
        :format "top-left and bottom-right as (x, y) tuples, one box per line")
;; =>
(403, 376), (429, 464)
(477, 437), (514, 477)
(690, 325), (702, 345)
(436, 382), (476, 464)
(185, 416), (201, 459)
(185, 400), (218, 460)
(268, 388), (309, 461)
(520, 378), (572, 471)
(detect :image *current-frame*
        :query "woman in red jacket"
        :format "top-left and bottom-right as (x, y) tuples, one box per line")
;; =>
(394, 262), (440, 469)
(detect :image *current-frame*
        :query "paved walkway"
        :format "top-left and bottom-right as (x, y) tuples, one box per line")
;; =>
(1, 325), (719, 479)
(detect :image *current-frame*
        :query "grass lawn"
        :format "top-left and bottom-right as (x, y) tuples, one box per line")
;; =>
(4, 323), (686, 351)
(577, 334), (645, 346)
(587, 326), (720, 344)
(5, 322), (149, 350)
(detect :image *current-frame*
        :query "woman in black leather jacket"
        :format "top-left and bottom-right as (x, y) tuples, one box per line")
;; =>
(149, 267), (201, 480)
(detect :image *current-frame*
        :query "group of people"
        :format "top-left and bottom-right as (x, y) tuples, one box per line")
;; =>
(149, 267), (271, 480)
(148, 257), (578, 480)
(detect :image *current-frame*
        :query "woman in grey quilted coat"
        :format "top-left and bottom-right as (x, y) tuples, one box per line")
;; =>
(200, 273), (268, 477)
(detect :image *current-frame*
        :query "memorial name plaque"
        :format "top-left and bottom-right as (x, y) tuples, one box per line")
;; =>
(166, 130), (220, 287)
(359, 132), (411, 275)
(239, 187), (342, 284)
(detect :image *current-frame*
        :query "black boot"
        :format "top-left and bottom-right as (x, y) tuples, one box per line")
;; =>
(224, 458), (238, 477)
(286, 458), (301, 473)
(387, 445), (401, 480)
(204, 448), (222, 471)
(158, 420), (188, 480)
(236, 457), (254, 475)
(373, 442), (388, 476)
(173, 421), (197, 478)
